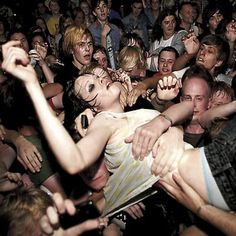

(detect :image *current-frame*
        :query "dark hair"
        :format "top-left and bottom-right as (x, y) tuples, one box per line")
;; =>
(202, 1), (231, 34)
(91, 0), (108, 11)
(200, 34), (230, 74)
(158, 46), (179, 59)
(151, 8), (179, 42)
(28, 31), (52, 55)
(7, 27), (28, 41)
(63, 78), (93, 141)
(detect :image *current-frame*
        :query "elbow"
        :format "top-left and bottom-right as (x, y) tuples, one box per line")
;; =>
(64, 161), (86, 175)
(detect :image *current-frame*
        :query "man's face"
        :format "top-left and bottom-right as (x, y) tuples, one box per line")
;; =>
(49, 0), (60, 14)
(180, 4), (195, 24)
(181, 77), (211, 123)
(93, 50), (108, 68)
(208, 10), (223, 33)
(72, 34), (93, 69)
(93, 1), (109, 22)
(132, 2), (143, 17)
(10, 32), (29, 53)
(158, 50), (176, 75)
(210, 90), (232, 108)
(196, 43), (222, 74)
(151, 0), (160, 11)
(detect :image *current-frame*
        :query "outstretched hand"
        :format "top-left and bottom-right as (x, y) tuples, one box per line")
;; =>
(159, 172), (206, 215)
(157, 76), (181, 101)
(182, 30), (200, 56)
(125, 115), (171, 160)
(40, 192), (108, 236)
(15, 136), (42, 173)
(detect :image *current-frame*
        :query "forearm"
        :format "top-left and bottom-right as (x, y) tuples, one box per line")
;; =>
(25, 81), (86, 174)
(142, 74), (164, 90)
(198, 205), (236, 236)
(42, 83), (63, 99)
(39, 62), (55, 83)
(162, 101), (194, 125)
(199, 101), (236, 129)
(173, 52), (195, 71)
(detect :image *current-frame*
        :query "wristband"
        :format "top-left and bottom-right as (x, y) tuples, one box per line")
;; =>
(159, 113), (173, 126)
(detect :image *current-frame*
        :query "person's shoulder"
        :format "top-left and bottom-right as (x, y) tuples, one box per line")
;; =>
(175, 30), (188, 37)
(88, 21), (100, 30)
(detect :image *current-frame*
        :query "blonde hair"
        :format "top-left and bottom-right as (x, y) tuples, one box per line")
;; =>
(118, 46), (146, 71)
(62, 25), (92, 56)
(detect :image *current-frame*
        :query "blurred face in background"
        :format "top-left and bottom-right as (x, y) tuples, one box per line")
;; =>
(72, 34), (93, 68)
(208, 10), (223, 33)
(93, 1), (109, 22)
(10, 32), (29, 53)
(132, 2), (143, 18)
(151, 0), (160, 11)
(161, 15), (176, 39)
(93, 50), (108, 68)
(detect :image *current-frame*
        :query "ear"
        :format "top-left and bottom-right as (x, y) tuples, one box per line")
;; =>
(93, 106), (101, 113)
(215, 60), (223, 68)
(207, 97), (212, 109)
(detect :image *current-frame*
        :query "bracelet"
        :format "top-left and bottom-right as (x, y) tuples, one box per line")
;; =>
(159, 113), (173, 126)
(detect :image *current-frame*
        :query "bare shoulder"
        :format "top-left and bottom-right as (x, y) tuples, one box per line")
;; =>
(88, 113), (126, 133)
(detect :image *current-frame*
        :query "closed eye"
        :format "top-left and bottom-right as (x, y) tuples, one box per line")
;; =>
(88, 84), (95, 92)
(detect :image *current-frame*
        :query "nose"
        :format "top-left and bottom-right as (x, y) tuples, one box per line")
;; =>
(85, 43), (90, 51)
(163, 61), (168, 67)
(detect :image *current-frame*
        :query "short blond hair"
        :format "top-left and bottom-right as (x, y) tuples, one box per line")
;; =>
(62, 25), (92, 56)
(118, 46), (146, 71)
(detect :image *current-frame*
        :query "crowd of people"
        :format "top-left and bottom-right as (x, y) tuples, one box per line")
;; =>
(0, 0), (236, 235)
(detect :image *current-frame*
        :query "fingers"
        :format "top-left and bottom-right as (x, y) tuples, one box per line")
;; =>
(6, 172), (22, 185)
(40, 215), (55, 235)
(158, 179), (178, 200)
(124, 202), (145, 219)
(127, 89), (140, 106)
(17, 151), (42, 173)
(2, 43), (29, 71)
(124, 134), (133, 144)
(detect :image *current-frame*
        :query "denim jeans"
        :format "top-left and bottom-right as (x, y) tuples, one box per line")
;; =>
(204, 115), (236, 211)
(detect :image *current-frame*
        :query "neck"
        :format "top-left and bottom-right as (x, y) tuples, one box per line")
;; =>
(72, 60), (83, 70)
(163, 33), (174, 40)
(184, 122), (205, 134)
(97, 19), (107, 27)
(180, 22), (191, 31)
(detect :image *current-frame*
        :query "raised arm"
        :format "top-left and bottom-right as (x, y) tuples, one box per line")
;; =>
(160, 173), (236, 236)
(198, 100), (236, 129)
(125, 100), (194, 160)
(1, 41), (110, 175)
(127, 72), (176, 106)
